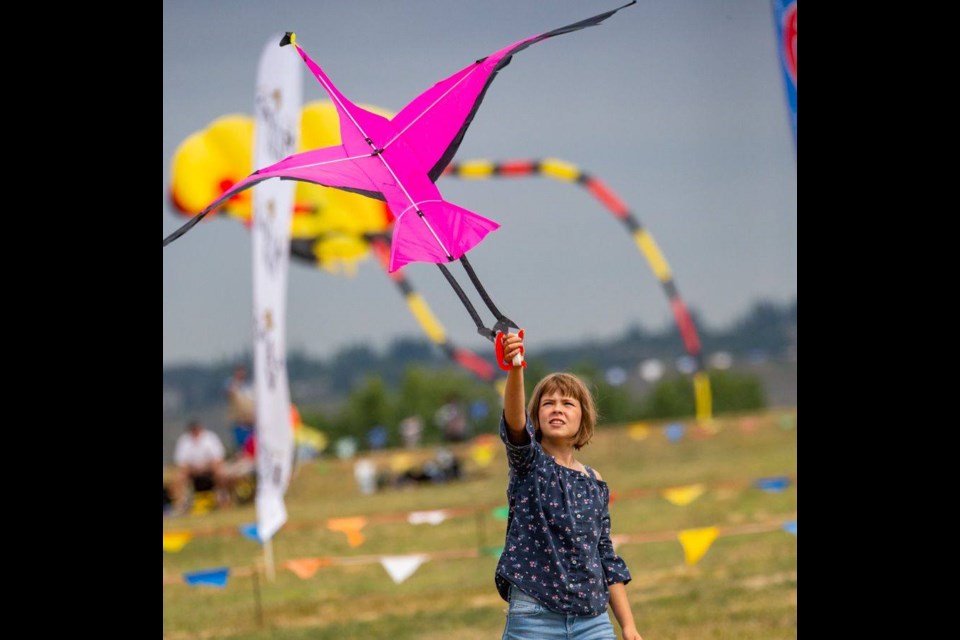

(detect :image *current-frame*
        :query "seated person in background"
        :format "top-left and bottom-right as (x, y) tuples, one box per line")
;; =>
(226, 365), (256, 449)
(170, 420), (229, 510)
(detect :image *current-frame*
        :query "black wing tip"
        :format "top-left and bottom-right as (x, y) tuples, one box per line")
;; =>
(280, 32), (294, 47)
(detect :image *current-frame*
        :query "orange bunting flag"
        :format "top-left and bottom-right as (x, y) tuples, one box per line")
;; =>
(661, 484), (706, 506)
(284, 557), (333, 579)
(678, 526), (719, 566)
(696, 419), (721, 436)
(163, 531), (193, 553)
(327, 516), (368, 547)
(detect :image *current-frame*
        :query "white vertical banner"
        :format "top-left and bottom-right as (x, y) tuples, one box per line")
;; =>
(252, 35), (302, 543)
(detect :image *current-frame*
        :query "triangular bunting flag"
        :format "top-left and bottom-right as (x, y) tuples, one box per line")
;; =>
(783, 520), (797, 535)
(285, 557), (333, 579)
(408, 510), (448, 526)
(697, 419), (721, 435)
(327, 516), (368, 547)
(678, 526), (719, 566)
(380, 554), (428, 584)
(738, 417), (759, 433)
(628, 423), (651, 441)
(471, 444), (496, 467)
(662, 484), (706, 506)
(239, 523), (262, 543)
(491, 506), (510, 521)
(481, 546), (504, 557)
(778, 413), (796, 430)
(665, 423), (686, 442)
(183, 567), (230, 588)
(754, 476), (790, 492)
(163, 531), (193, 553)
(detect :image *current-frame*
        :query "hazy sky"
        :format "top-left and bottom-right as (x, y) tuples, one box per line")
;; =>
(163, 0), (796, 366)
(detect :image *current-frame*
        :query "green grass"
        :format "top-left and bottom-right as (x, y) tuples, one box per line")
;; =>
(163, 409), (797, 639)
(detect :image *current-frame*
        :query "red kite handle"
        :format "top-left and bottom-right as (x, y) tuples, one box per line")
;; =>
(495, 330), (525, 371)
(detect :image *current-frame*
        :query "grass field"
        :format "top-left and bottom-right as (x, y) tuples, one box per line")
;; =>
(163, 408), (797, 639)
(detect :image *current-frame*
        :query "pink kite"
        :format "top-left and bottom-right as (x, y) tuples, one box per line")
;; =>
(164, 2), (635, 365)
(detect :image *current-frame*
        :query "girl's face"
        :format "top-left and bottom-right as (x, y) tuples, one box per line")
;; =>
(537, 390), (583, 443)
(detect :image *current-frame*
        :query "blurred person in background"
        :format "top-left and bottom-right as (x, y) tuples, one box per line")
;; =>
(225, 364), (256, 450)
(170, 420), (230, 511)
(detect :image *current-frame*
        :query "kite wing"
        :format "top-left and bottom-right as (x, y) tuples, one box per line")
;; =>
(390, 1), (637, 182)
(285, 33), (395, 158)
(163, 145), (384, 247)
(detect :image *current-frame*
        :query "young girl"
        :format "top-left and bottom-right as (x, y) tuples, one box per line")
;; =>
(496, 331), (643, 640)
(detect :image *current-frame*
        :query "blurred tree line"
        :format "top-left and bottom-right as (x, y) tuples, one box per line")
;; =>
(298, 362), (765, 451)
(164, 299), (795, 414)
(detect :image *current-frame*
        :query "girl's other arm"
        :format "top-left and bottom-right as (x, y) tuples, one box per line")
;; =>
(608, 582), (642, 640)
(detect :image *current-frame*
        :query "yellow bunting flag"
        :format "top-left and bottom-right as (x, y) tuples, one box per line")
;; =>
(327, 517), (368, 547)
(661, 484), (706, 506)
(295, 426), (328, 452)
(678, 526), (719, 566)
(628, 423), (651, 441)
(162, 531), (193, 553)
(284, 557), (333, 580)
(471, 443), (496, 467)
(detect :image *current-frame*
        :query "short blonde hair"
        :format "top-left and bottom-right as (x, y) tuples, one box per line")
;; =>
(527, 373), (598, 450)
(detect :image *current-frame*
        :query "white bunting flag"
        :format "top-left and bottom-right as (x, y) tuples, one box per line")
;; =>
(380, 554), (429, 584)
(407, 510), (448, 526)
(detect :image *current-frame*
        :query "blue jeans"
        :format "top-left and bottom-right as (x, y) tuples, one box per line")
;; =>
(502, 585), (616, 640)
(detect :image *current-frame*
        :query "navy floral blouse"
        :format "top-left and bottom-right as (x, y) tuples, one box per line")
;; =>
(495, 413), (632, 616)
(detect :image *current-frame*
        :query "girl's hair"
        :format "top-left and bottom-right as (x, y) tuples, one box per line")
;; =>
(527, 373), (598, 450)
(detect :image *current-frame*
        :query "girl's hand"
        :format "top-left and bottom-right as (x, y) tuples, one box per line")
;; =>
(501, 330), (525, 367)
(621, 627), (643, 640)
